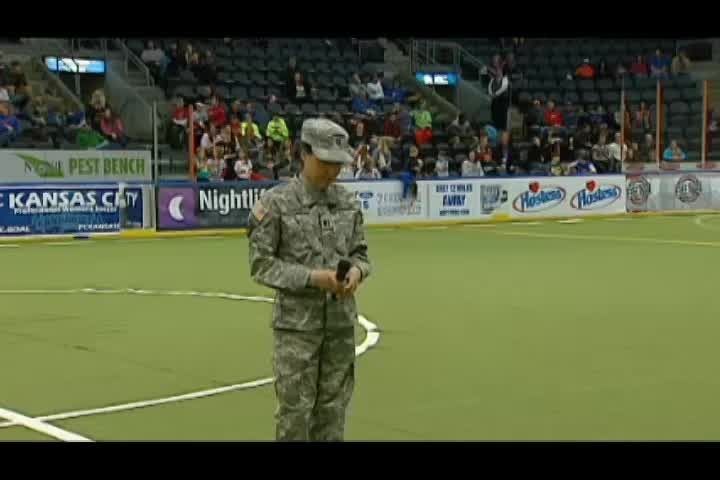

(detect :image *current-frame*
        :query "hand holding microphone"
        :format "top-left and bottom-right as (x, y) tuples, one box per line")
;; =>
(309, 260), (360, 299)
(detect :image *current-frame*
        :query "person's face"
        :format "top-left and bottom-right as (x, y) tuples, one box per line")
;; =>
(148, 41), (155, 50)
(104, 108), (112, 119)
(532, 137), (540, 146)
(547, 101), (555, 110)
(645, 134), (653, 145)
(468, 151), (476, 161)
(409, 146), (418, 157)
(671, 140), (678, 150)
(303, 153), (342, 190)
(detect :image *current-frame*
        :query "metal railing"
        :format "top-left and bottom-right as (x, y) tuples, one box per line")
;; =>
(111, 38), (153, 87)
(31, 57), (85, 113)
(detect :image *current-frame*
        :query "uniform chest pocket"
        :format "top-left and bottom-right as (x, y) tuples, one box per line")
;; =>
(281, 213), (320, 253)
(331, 209), (356, 256)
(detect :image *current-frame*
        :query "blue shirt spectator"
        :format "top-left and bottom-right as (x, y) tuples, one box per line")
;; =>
(650, 49), (671, 78)
(352, 93), (376, 115)
(663, 141), (686, 161)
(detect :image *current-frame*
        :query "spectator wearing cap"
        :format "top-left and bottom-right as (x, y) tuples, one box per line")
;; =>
(575, 59), (596, 80)
(630, 55), (649, 77)
(650, 49), (670, 79)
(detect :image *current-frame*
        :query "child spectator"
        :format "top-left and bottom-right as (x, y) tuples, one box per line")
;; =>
(462, 150), (484, 177)
(234, 148), (253, 180)
(663, 140), (686, 162)
(100, 107), (128, 148)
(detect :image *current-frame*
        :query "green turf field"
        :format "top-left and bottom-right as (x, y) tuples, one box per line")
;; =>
(3, 213), (720, 441)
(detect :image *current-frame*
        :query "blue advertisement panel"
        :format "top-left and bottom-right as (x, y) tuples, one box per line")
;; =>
(0, 184), (143, 236)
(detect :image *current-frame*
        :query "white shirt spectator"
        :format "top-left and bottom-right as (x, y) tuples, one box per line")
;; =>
(462, 158), (484, 177)
(435, 156), (450, 177)
(366, 80), (384, 101)
(0, 87), (8, 102)
(607, 139), (628, 162)
(234, 158), (253, 180)
(488, 75), (509, 98)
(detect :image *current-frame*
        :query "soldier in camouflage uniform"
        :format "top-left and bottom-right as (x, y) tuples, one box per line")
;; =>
(248, 118), (372, 441)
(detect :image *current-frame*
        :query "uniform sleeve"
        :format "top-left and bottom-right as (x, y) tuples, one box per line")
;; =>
(247, 196), (313, 292)
(348, 208), (372, 282)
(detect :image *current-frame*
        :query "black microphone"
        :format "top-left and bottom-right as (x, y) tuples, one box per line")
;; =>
(332, 259), (353, 301)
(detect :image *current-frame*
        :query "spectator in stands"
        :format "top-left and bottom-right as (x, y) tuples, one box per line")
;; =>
(671, 49), (692, 75)
(634, 101), (652, 131)
(87, 89), (107, 132)
(200, 123), (218, 151)
(0, 102), (20, 146)
(462, 150), (484, 177)
(411, 101), (433, 143)
(575, 123), (594, 151)
(494, 131), (518, 175)
(8, 61), (30, 113)
(405, 144), (424, 178)
(575, 59), (596, 80)
(372, 137), (394, 177)
(638, 133), (655, 162)
(354, 143), (371, 171)
(0, 50), (8, 86)
(241, 112), (263, 145)
(448, 112), (473, 143)
(383, 111), (402, 144)
(290, 71), (311, 103)
(141, 41), (167, 80)
(348, 117), (368, 147)
(663, 140), (686, 162)
(349, 73), (366, 98)
(352, 91), (377, 116)
(615, 60), (628, 79)
(650, 49), (670, 78)
(607, 132), (628, 171)
(195, 148), (213, 182)
(567, 148), (597, 175)
(366, 72), (385, 104)
(544, 101), (565, 130)
(475, 134), (497, 175)
(396, 103), (412, 136)
(266, 113), (289, 144)
(592, 133), (612, 173)
(385, 78), (410, 104)
(0, 84), (9, 103)
(630, 55), (649, 77)
(169, 97), (189, 149)
(435, 150), (450, 177)
(488, 69), (510, 130)
(564, 101), (579, 131)
(100, 107), (128, 148)
(233, 148), (253, 180)
(355, 155), (381, 179)
(489, 54), (506, 78)
(208, 96), (228, 129)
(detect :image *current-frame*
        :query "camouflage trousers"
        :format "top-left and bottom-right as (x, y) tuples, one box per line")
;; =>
(273, 327), (355, 441)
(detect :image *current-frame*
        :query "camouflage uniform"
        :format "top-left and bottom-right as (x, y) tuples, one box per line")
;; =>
(248, 118), (372, 441)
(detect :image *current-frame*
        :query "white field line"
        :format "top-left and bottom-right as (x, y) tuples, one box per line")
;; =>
(0, 244), (19, 248)
(494, 230), (720, 248)
(0, 288), (379, 428)
(0, 406), (92, 442)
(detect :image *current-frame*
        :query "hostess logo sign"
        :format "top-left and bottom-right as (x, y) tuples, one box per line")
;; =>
(512, 181), (565, 213)
(570, 180), (622, 210)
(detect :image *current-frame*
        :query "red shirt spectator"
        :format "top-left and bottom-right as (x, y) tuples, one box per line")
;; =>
(630, 55), (649, 76)
(208, 97), (228, 128)
(544, 101), (565, 127)
(172, 103), (188, 124)
(383, 113), (402, 139)
(575, 59), (596, 80)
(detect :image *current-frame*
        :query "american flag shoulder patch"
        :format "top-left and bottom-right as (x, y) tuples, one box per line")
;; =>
(252, 200), (267, 222)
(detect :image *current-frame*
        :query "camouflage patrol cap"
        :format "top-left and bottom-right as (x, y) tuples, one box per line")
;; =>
(300, 118), (354, 165)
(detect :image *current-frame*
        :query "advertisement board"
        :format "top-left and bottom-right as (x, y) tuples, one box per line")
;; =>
(0, 184), (144, 236)
(505, 175), (626, 218)
(340, 180), (427, 225)
(0, 150), (152, 182)
(157, 181), (278, 230)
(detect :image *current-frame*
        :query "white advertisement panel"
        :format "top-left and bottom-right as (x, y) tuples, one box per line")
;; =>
(0, 150), (152, 182)
(340, 180), (427, 225)
(628, 171), (720, 212)
(505, 175), (627, 218)
(424, 179), (510, 220)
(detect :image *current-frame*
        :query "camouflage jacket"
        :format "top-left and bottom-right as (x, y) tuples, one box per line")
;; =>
(248, 176), (372, 331)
